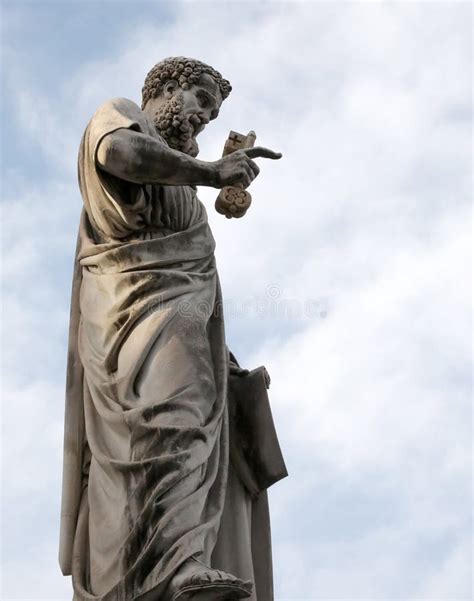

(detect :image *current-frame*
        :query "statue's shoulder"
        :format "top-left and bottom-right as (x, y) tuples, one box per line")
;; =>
(91, 97), (144, 123)
(84, 98), (151, 145)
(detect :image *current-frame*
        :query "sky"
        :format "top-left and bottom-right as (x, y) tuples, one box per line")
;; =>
(0, 1), (472, 599)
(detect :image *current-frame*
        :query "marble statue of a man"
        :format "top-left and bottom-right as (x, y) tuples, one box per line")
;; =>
(59, 57), (285, 601)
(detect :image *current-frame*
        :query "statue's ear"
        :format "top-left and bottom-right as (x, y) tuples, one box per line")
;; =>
(163, 80), (179, 98)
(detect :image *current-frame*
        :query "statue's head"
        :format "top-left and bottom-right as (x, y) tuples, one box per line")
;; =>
(142, 57), (232, 157)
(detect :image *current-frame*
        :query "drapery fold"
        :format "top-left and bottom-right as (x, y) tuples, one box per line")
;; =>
(63, 209), (229, 600)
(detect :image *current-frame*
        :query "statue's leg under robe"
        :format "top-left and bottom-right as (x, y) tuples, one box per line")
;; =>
(211, 457), (274, 601)
(73, 299), (253, 601)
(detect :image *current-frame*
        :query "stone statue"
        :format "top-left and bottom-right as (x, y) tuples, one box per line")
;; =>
(59, 56), (287, 601)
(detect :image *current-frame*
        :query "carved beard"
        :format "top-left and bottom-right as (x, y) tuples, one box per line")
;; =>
(153, 93), (199, 157)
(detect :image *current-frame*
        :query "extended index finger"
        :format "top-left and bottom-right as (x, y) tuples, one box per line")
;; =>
(242, 146), (282, 160)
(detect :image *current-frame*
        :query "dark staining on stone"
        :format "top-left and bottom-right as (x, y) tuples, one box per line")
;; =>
(114, 312), (129, 331)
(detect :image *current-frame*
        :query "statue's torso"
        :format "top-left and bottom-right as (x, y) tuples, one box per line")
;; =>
(78, 97), (207, 242)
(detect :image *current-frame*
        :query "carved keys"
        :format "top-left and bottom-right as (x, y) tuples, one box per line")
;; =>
(215, 130), (256, 219)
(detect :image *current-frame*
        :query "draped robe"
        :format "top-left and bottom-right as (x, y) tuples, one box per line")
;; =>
(59, 98), (283, 601)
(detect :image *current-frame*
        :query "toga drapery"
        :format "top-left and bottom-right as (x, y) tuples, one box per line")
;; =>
(59, 98), (286, 601)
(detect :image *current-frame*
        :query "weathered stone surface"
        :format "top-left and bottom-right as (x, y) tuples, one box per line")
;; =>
(60, 56), (285, 601)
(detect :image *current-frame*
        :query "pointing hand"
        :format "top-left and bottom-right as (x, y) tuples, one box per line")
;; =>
(212, 147), (282, 189)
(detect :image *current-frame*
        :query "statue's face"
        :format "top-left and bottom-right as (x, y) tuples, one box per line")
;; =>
(148, 73), (223, 157)
(180, 73), (223, 134)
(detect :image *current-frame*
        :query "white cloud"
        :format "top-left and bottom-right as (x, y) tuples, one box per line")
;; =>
(1, 2), (471, 599)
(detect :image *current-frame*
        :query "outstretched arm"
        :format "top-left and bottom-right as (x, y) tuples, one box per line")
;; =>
(96, 129), (281, 189)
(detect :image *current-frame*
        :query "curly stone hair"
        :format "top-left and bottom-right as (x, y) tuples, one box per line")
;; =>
(141, 56), (232, 109)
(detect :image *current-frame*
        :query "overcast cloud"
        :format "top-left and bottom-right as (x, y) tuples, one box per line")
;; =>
(1, 1), (472, 599)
